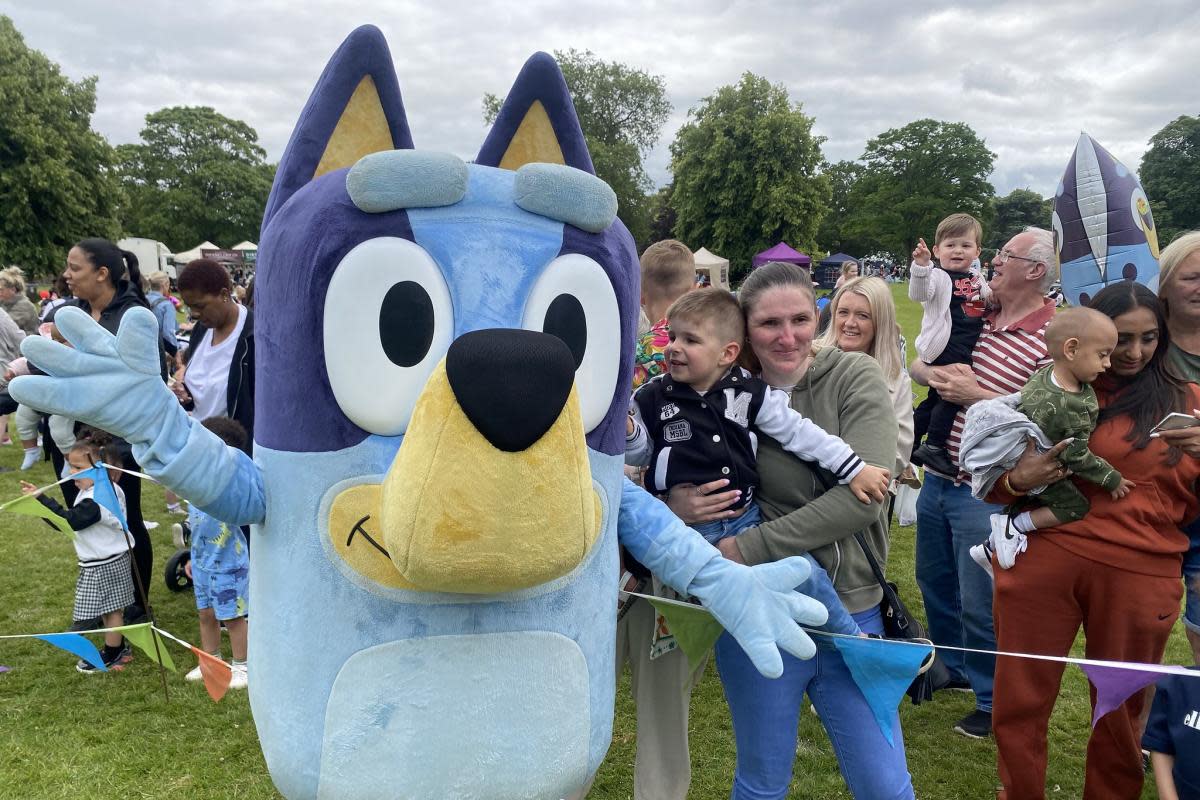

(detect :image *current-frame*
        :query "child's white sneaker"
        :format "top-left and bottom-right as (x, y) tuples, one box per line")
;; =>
(969, 541), (994, 578)
(19, 447), (41, 470)
(990, 513), (1028, 570)
(184, 664), (205, 682)
(229, 662), (248, 690)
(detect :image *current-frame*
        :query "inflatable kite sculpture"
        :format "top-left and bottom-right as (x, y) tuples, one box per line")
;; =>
(1052, 132), (1160, 306)
(10, 26), (827, 800)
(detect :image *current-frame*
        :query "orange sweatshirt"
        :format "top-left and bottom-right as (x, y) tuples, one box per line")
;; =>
(989, 382), (1200, 578)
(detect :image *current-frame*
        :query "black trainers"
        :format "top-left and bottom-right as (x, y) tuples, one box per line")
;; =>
(123, 605), (149, 625)
(912, 443), (957, 477)
(953, 709), (992, 739)
(942, 679), (974, 694)
(76, 645), (133, 674)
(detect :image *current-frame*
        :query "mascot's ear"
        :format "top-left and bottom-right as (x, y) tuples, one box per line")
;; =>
(476, 52), (595, 174)
(262, 24), (414, 230)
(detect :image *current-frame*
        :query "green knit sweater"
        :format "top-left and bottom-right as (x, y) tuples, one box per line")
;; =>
(734, 347), (898, 614)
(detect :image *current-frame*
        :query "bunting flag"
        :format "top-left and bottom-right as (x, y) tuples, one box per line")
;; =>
(33, 633), (106, 671)
(640, 593), (725, 672)
(1079, 661), (1196, 727)
(86, 465), (128, 532)
(122, 624), (176, 672)
(832, 634), (933, 746)
(190, 647), (233, 702)
(0, 494), (71, 535)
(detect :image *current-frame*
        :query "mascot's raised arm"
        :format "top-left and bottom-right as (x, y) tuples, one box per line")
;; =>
(11, 26), (826, 800)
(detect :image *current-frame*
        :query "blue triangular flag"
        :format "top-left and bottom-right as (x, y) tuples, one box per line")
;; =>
(34, 633), (106, 671)
(88, 464), (127, 532)
(832, 635), (932, 746)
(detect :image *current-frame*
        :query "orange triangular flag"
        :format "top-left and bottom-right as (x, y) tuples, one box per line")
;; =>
(191, 647), (232, 702)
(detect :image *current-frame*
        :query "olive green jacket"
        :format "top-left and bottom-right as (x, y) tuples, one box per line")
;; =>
(734, 347), (898, 614)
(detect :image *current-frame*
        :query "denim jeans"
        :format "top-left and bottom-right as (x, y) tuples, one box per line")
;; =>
(695, 502), (859, 637)
(1183, 516), (1200, 635)
(715, 605), (915, 800)
(914, 472), (998, 711)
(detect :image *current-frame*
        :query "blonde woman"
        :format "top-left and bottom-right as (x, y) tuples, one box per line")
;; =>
(817, 276), (914, 477)
(0, 266), (40, 335)
(833, 259), (859, 291)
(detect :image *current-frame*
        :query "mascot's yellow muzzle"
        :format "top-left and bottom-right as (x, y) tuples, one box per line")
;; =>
(328, 330), (601, 593)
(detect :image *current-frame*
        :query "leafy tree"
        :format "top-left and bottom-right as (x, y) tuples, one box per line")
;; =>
(0, 15), (122, 275)
(1140, 114), (1200, 245)
(669, 73), (830, 282)
(115, 106), (275, 250)
(647, 184), (677, 244)
(484, 49), (671, 247)
(816, 159), (875, 256)
(842, 119), (995, 262)
(987, 189), (1052, 250)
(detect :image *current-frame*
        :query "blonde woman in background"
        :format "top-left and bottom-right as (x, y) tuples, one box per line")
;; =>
(817, 276), (914, 479)
(0, 267), (41, 335)
(833, 259), (859, 291)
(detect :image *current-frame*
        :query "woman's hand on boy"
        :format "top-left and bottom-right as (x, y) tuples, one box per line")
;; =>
(1007, 437), (1073, 492)
(665, 479), (740, 524)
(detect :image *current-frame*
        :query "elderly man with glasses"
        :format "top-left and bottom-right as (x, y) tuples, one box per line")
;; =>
(908, 227), (1058, 739)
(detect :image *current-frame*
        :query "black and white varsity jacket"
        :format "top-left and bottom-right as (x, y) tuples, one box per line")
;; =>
(626, 367), (864, 509)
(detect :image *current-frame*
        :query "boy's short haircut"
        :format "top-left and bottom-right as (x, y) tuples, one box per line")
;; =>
(1044, 306), (1114, 356)
(667, 288), (745, 345)
(202, 416), (248, 451)
(641, 240), (695, 301)
(935, 213), (983, 247)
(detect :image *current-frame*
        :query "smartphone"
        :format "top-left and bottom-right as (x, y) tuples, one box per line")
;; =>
(1151, 412), (1200, 434)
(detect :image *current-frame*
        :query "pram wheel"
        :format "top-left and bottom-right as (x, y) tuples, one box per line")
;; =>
(164, 548), (192, 592)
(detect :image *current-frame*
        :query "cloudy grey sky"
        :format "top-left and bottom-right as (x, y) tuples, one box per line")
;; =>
(9, 1), (1199, 198)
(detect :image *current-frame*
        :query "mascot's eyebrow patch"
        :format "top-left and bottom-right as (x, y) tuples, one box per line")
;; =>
(347, 150), (469, 212)
(347, 515), (391, 559)
(513, 163), (617, 233)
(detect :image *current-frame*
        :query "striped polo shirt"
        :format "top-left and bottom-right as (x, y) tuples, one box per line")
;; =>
(941, 298), (1056, 476)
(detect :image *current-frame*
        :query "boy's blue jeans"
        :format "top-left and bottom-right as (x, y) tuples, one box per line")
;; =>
(693, 502), (860, 637)
(715, 605), (916, 800)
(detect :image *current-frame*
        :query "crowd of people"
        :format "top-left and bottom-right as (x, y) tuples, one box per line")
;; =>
(5, 216), (1199, 798)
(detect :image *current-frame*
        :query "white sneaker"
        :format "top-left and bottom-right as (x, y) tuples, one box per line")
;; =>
(172, 523), (185, 549)
(969, 542), (994, 579)
(143, 520), (159, 531)
(990, 513), (1028, 570)
(185, 664), (205, 682)
(229, 662), (248, 690)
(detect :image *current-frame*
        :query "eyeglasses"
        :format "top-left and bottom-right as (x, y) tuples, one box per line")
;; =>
(991, 248), (1042, 266)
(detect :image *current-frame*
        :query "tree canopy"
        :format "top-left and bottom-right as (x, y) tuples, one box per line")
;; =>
(840, 119), (995, 261)
(484, 49), (671, 248)
(0, 15), (122, 275)
(1140, 114), (1200, 246)
(986, 188), (1051, 250)
(115, 106), (274, 251)
(669, 73), (829, 281)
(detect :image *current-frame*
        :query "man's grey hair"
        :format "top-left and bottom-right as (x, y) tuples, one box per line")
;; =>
(1021, 226), (1057, 293)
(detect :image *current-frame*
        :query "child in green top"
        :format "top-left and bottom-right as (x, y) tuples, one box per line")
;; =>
(971, 307), (1134, 575)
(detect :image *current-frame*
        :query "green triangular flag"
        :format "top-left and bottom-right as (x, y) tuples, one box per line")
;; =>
(121, 624), (177, 672)
(1, 494), (71, 536)
(640, 593), (725, 672)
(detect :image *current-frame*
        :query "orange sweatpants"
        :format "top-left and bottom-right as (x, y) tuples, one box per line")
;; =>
(992, 535), (1180, 800)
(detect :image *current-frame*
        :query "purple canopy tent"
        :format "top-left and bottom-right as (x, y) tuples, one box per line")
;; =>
(752, 241), (812, 268)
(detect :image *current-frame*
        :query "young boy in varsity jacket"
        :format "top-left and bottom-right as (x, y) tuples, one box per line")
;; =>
(625, 288), (891, 636)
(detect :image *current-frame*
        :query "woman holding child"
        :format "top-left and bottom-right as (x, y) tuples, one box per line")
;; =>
(666, 261), (914, 799)
(989, 281), (1200, 799)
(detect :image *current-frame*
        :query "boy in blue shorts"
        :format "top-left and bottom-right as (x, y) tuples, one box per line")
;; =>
(625, 288), (891, 636)
(183, 417), (250, 689)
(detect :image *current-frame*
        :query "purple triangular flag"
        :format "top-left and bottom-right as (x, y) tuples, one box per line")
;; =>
(1079, 662), (1162, 727)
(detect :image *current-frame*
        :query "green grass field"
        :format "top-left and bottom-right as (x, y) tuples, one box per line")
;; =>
(0, 283), (1188, 798)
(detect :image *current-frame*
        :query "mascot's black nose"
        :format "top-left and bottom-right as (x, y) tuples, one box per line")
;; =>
(446, 329), (576, 452)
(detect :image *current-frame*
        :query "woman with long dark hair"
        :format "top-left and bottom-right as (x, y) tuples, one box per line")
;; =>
(61, 238), (162, 624)
(989, 281), (1200, 798)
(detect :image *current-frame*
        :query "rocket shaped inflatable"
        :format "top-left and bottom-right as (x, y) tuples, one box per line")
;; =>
(1052, 133), (1160, 305)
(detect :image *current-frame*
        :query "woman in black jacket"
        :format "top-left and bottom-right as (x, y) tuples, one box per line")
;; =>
(63, 238), (164, 623)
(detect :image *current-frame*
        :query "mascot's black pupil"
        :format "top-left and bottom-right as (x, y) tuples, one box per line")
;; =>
(544, 294), (587, 368)
(379, 281), (435, 367)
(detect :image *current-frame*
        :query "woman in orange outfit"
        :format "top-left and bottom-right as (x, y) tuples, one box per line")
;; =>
(988, 281), (1200, 800)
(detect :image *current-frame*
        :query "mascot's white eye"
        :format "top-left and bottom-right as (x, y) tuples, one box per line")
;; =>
(522, 253), (620, 433)
(324, 237), (454, 435)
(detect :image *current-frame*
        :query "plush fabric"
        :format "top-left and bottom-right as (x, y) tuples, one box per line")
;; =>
(514, 163), (618, 233)
(346, 150), (468, 213)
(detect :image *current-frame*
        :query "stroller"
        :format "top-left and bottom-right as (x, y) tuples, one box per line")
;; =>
(164, 519), (192, 592)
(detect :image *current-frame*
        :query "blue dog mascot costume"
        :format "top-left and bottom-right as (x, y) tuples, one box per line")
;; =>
(13, 27), (826, 800)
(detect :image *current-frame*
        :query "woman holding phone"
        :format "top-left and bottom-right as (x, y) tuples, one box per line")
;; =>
(988, 281), (1200, 799)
